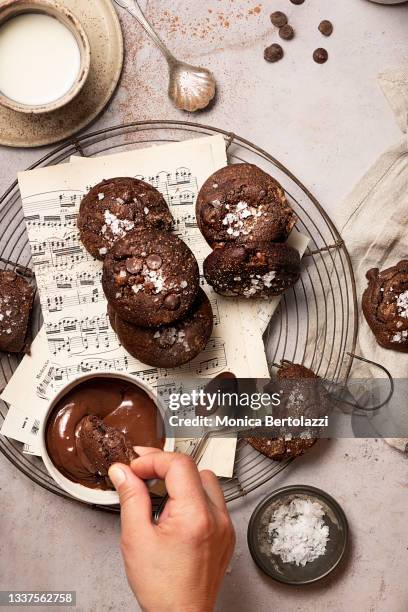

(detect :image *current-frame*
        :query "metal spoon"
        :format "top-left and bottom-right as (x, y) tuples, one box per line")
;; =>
(113, 0), (217, 112)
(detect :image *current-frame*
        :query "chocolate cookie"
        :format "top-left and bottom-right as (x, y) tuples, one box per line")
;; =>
(245, 436), (316, 461)
(103, 229), (200, 327)
(0, 270), (34, 353)
(277, 362), (318, 380)
(196, 164), (297, 247)
(76, 415), (138, 479)
(362, 261), (408, 352)
(203, 242), (300, 298)
(110, 289), (213, 368)
(78, 177), (174, 260)
(246, 362), (318, 460)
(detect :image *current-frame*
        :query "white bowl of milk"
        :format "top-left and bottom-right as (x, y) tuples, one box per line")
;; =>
(0, 0), (91, 114)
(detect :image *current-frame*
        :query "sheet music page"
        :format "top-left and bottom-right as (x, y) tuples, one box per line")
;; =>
(2, 136), (308, 476)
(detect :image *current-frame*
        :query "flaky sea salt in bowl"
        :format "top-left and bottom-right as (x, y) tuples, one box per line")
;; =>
(247, 485), (348, 585)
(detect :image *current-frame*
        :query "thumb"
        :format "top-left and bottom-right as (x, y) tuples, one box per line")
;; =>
(109, 463), (153, 540)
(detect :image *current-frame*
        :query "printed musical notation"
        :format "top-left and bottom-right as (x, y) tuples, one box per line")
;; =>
(45, 314), (118, 357)
(18, 139), (267, 415)
(31, 233), (94, 270)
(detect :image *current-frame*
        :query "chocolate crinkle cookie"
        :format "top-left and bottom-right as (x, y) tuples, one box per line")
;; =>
(0, 270), (34, 353)
(203, 242), (300, 299)
(109, 289), (213, 368)
(196, 164), (297, 247)
(362, 260), (408, 352)
(78, 177), (174, 260)
(103, 229), (199, 328)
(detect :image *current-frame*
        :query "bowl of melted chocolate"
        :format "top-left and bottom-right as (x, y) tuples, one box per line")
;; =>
(41, 373), (173, 505)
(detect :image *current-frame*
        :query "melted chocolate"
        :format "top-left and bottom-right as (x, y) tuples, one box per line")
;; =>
(46, 378), (165, 490)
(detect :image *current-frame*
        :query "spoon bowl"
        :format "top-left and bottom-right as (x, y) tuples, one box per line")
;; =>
(168, 61), (216, 112)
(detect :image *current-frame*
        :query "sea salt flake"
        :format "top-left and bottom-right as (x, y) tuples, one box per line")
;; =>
(243, 286), (258, 298)
(236, 201), (248, 212)
(99, 247), (108, 256)
(396, 290), (408, 318)
(262, 271), (277, 288)
(132, 284), (142, 294)
(6, 328), (12, 335)
(98, 193), (105, 201)
(104, 210), (134, 238)
(180, 280), (188, 289)
(268, 498), (329, 567)
(392, 330), (408, 343)
(144, 207), (149, 215)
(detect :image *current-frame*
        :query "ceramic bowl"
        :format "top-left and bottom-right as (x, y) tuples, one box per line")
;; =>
(0, 0), (91, 114)
(247, 485), (349, 584)
(40, 372), (174, 506)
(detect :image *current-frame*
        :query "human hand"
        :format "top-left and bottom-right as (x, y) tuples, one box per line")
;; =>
(108, 448), (236, 612)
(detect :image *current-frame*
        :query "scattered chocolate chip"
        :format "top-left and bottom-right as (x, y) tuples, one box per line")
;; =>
(290, 0), (304, 4)
(164, 294), (181, 311)
(126, 257), (143, 274)
(313, 48), (328, 64)
(270, 11), (287, 28)
(146, 254), (163, 270)
(264, 43), (284, 63)
(279, 24), (295, 40)
(319, 20), (333, 37)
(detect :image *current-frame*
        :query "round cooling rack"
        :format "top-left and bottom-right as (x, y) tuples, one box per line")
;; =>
(0, 121), (358, 512)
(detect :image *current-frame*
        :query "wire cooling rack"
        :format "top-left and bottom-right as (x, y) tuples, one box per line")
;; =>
(0, 121), (358, 512)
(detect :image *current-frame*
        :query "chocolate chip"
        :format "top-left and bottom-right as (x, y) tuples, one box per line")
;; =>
(290, 0), (304, 4)
(270, 11), (287, 28)
(146, 254), (162, 270)
(313, 48), (328, 64)
(279, 25), (295, 40)
(264, 43), (284, 63)
(126, 257), (143, 274)
(319, 20), (333, 37)
(164, 294), (181, 311)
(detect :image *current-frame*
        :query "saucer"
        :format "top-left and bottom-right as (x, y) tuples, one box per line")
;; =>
(0, 0), (123, 148)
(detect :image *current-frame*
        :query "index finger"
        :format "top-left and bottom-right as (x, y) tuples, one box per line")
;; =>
(131, 449), (207, 505)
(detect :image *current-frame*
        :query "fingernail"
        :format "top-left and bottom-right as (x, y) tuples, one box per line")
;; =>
(108, 465), (126, 488)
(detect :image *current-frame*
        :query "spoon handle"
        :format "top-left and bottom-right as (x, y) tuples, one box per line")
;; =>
(113, 0), (175, 62)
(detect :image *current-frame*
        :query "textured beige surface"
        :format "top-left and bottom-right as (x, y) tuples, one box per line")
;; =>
(1, 1), (408, 610)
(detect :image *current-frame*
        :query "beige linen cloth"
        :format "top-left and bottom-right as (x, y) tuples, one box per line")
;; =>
(334, 69), (408, 451)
